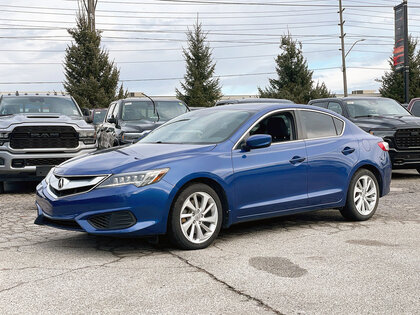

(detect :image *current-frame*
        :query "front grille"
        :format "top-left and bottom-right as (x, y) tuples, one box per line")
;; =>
(10, 126), (78, 149)
(395, 128), (420, 149)
(12, 157), (69, 167)
(50, 185), (96, 198)
(88, 211), (136, 230)
(43, 217), (82, 230)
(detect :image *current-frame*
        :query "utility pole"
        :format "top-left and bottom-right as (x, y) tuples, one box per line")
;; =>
(338, 0), (348, 97)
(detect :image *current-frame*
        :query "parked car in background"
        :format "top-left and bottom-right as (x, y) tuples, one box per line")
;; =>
(215, 98), (294, 106)
(408, 98), (420, 117)
(35, 103), (391, 249)
(309, 97), (420, 173)
(0, 93), (97, 193)
(91, 108), (107, 126)
(97, 97), (189, 149)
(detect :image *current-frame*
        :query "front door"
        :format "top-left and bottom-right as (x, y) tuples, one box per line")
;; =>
(231, 111), (308, 220)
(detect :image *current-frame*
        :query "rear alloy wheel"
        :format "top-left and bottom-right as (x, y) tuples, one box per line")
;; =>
(340, 169), (379, 221)
(169, 183), (222, 250)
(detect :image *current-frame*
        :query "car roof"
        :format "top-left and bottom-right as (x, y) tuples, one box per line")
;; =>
(122, 97), (185, 102)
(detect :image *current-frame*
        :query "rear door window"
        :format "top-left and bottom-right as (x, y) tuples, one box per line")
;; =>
(300, 110), (338, 139)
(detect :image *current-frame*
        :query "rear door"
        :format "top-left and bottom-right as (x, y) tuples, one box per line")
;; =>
(298, 109), (359, 206)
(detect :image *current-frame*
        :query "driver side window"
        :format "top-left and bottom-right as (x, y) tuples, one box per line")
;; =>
(249, 112), (296, 143)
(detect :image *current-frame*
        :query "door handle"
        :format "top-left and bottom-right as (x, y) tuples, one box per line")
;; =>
(289, 156), (306, 165)
(342, 147), (355, 155)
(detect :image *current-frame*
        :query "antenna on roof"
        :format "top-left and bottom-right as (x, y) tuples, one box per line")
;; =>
(15, 91), (19, 96)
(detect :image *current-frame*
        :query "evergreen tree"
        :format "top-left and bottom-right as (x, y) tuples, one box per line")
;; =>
(259, 34), (333, 103)
(378, 37), (420, 103)
(176, 22), (222, 107)
(63, 14), (124, 109)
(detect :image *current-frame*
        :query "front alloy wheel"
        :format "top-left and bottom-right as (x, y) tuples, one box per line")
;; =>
(340, 169), (379, 221)
(169, 184), (222, 249)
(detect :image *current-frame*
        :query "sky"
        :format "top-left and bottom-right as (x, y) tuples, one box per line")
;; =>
(0, 0), (419, 96)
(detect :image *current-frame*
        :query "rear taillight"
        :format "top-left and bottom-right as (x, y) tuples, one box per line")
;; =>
(378, 141), (389, 151)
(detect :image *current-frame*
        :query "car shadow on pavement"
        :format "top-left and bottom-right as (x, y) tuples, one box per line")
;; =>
(391, 170), (419, 179)
(36, 209), (348, 254)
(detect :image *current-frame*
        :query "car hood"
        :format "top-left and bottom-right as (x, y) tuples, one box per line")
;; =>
(0, 113), (92, 130)
(352, 115), (420, 131)
(119, 120), (166, 132)
(55, 143), (217, 176)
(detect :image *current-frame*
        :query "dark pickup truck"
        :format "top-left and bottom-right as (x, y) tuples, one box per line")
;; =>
(309, 97), (420, 173)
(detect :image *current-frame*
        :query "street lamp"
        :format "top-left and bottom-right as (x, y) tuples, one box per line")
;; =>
(340, 38), (366, 97)
(345, 39), (366, 58)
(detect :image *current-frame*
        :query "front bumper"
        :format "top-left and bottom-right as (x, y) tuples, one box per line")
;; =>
(0, 147), (97, 181)
(389, 148), (420, 169)
(34, 178), (175, 236)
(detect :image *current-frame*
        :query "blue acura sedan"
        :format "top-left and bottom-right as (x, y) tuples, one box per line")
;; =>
(35, 104), (392, 249)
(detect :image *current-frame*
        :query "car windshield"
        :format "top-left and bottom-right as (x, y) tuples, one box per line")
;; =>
(0, 96), (81, 116)
(139, 110), (252, 144)
(121, 100), (188, 121)
(345, 98), (410, 118)
(93, 110), (106, 124)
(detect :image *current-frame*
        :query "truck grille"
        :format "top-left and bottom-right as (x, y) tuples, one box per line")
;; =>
(12, 158), (69, 167)
(395, 128), (420, 149)
(10, 126), (78, 149)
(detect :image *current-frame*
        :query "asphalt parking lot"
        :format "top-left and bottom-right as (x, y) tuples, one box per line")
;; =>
(1, 171), (419, 315)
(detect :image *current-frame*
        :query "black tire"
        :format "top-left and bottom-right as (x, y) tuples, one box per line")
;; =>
(417, 168), (420, 175)
(169, 183), (223, 250)
(340, 169), (379, 221)
(0, 182), (4, 194)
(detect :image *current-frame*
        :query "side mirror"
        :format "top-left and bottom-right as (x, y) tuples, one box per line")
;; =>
(84, 116), (93, 123)
(81, 108), (91, 116)
(242, 134), (272, 151)
(107, 116), (117, 124)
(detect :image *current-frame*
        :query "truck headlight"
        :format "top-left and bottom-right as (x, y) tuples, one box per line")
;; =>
(121, 132), (143, 143)
(0, 132), (9, 139)
(79, 130), (96, 144)
(98, 168), (169, 188)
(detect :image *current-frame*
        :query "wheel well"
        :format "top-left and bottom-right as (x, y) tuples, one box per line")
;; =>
(356, 164), (383, 196)
(170, 178), (230, 228)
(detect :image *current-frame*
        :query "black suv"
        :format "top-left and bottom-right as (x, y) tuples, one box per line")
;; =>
(98, 97), (189, 149)
(309, 97), (420, 172)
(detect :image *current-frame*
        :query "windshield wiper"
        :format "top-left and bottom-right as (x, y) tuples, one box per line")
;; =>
(0, 114), (12, 116)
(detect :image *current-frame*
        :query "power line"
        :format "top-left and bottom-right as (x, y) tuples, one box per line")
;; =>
(0, 67), (391, 85)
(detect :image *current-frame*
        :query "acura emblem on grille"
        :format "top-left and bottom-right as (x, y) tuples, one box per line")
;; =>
(58, 178), (65, 189)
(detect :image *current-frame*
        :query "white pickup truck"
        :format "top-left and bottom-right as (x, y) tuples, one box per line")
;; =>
(0, 94), (97, 192)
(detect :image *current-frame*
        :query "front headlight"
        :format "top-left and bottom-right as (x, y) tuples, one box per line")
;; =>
(98, 168), (169, 188)
(369, 130), (395, 137)
(44, 167), (55, 185)
(0, 132), (9, 139)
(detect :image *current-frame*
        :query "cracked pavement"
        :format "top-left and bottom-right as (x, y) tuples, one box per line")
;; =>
(1, 171), (419, 314)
